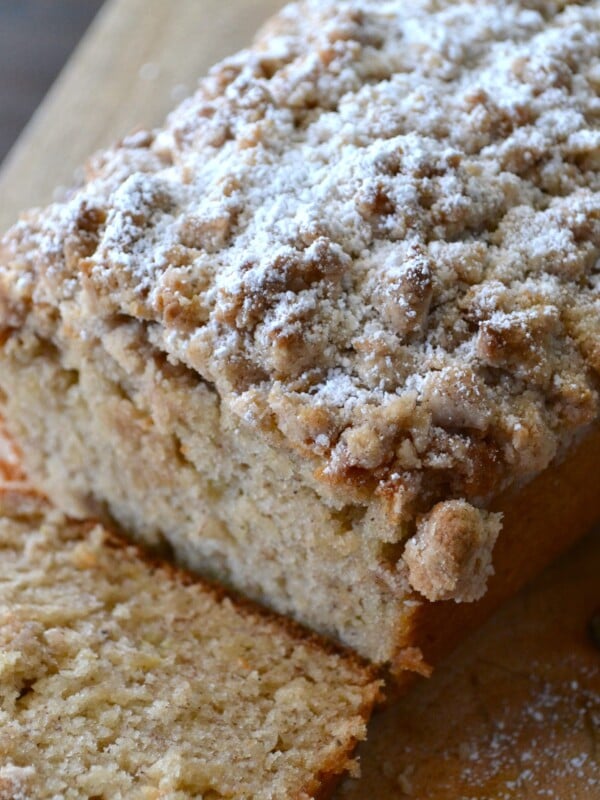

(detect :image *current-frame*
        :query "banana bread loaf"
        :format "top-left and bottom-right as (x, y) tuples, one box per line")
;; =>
(0, 0), (598, 667)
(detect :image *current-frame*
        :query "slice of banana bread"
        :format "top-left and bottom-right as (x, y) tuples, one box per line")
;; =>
(0, 486), (379, 800)
(0, 0), (599, 668)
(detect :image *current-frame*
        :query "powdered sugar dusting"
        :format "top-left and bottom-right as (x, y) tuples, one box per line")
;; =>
(1, 0), (599, 536)
(456, 671), (600, 799)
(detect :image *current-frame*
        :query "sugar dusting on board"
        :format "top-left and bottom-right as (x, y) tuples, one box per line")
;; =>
(455, 669), (599, 799)
(339, 529), (600, 799)
(360, 671), (600, 799)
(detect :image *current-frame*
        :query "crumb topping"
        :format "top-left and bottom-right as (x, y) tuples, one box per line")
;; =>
(1, 0), (599, 527)
(403, 500), (502, 602)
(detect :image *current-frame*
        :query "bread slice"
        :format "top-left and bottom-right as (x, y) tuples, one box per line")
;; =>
(0, 487), (379, 800)
(0, 0), (599, 668)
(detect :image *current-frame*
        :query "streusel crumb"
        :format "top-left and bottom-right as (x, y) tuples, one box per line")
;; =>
(403, 500), (502, 602)
(2, 1), (597, 515)
(0, 0), (598, 652)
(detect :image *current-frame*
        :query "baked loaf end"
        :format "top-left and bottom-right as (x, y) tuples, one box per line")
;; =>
(0, 0), (598, 664)
(0, 487), (379, 800)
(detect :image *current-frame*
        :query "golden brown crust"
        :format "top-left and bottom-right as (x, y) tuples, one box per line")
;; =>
(391, 422), (600, 686)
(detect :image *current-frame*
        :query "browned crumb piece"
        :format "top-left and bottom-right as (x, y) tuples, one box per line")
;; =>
(403, 501), (502, 602)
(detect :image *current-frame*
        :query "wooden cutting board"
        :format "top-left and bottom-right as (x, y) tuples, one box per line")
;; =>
(1, 2), (598, 797)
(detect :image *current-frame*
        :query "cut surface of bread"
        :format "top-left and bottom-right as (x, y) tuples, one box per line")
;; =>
(0, 487), (379, 800)
(0, 0), (599, 665)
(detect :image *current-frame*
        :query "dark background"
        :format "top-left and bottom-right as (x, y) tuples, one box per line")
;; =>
(0, 0), (104, 163)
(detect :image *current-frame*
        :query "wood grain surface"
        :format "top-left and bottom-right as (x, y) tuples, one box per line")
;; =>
(0, 2), (598, 797)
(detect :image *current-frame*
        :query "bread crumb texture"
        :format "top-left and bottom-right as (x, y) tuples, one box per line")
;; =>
(0, 491), (378, 800)
(1, 0), (599, 599)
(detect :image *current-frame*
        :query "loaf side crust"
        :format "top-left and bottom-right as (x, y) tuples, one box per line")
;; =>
(391, 421), (600, 685)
